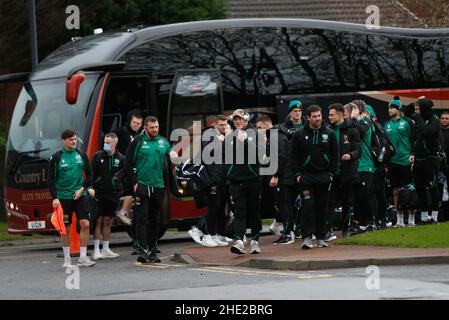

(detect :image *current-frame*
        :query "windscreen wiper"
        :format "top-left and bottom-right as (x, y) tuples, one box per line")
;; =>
(8, 148), (50, 175)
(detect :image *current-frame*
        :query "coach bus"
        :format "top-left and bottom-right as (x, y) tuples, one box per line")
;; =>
(3, 18), (449, 236)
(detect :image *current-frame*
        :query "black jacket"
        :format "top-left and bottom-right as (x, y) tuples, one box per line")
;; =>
(201, 127), (226, 186)
(113, 124), (143, 155)
(329, 119), (361, 180)
(225, 124), (264, 183)
(412, 113), (442, 160)
(269, 125), (294, 186)
(291, 124), (338, 177)
(276, 116), (305, 140)
(91, 150), (125, 199)
(441, 127), (449, 159)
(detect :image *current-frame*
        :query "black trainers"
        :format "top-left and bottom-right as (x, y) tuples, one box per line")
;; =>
(294, 229), (302, 239)
(137, 253), (149, 263)
(147, 253), (161, 263)
(273, 234), (295, 245)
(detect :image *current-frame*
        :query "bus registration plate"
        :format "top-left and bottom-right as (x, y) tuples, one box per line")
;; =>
(28, 221), (45, 229)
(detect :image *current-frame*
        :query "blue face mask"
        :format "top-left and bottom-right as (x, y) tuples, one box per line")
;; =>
(103, 144), (112, 153)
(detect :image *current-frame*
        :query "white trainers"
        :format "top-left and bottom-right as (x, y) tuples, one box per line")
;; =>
(101, 249), (120, 258)
(62, 258), (72, 268)
(217, 235), (233, 243)
(116, 211), (132, 225)
(269, 220), (283, 235)
(250, 240), (261, 254)
(394, 222), (405, 228)
(316, 239), (329, 248)
(230, 240), (246, 254)
(93, 251), (103, 260)
(77, 256), (96, 267)
(211, 235), (229, 247)
(188, 227), (203, 245)
(201, 235), (218, 247)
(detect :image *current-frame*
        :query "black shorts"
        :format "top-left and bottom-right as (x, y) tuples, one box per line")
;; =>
(96, 198), (119, 217)
(388, 164), (412, 189)
(60, 197), (90, 225)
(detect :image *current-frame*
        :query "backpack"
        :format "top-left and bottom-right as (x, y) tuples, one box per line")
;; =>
(370, 121), (396, 166)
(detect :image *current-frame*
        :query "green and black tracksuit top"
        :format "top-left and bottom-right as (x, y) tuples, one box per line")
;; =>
(384, 116), (415, 166)
(48, 148), (93, 200)
(124, 133), (172, 189)
(91, 150), (125, 200)
(291, 124), (338, 179)
(329, 119), (361, 180)
(225, 124), (264, 183)
(355, 116), (375, 173)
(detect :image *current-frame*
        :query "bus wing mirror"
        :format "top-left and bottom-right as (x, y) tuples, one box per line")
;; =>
(66, 72), (85, 104)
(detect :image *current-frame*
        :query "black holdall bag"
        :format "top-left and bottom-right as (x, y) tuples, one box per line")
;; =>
(175, 159), (214, 208)
(397, 184), (420, 210)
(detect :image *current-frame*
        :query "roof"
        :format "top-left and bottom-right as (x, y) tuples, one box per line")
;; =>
(30, 18), (449, 80)
(228, 0), (428, 28)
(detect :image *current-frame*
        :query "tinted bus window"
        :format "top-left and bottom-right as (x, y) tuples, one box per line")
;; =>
(122, 27), (449, 110)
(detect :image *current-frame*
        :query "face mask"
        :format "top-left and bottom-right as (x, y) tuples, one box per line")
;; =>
(103, 144), (112, 153)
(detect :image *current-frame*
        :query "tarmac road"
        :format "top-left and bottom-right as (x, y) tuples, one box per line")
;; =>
(0, 231), (448, 300)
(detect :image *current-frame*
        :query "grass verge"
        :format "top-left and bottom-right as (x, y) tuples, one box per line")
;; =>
(334, 222), (449, 248)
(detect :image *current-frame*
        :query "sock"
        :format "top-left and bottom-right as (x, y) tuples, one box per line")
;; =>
(396, 213), (404, 225)
(80, 247), (87, 258)
(431, 211), (438, 222)
(408, 213), (415, 225)
(63, 247), (70, 259)
(93, 240), (100, 253)
(421, 211), (429, 222)
(103, 241), (110, 251)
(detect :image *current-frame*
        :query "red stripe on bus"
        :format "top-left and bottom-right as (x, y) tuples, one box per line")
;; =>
(87, 73), (110, 159)
(383, 89), (449, 100)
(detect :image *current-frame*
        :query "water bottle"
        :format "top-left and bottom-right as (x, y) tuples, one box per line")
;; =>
(378, 146), (386, 163)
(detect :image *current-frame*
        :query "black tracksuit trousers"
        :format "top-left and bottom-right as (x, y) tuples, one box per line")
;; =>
(354, 172), (375, 226)
(298, 173), (331, 240)
(275, 185), (294, 235)
(413, 159), (440, 212)
(373, 167), (387, 224)
(329, 175), (355, 233)
(134, 186), (164, 255)
(205, 184), (227, 236)
(229, 179), (262, 241)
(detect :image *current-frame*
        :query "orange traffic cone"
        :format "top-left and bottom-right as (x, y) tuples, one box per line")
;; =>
(70, 213), (80, 257)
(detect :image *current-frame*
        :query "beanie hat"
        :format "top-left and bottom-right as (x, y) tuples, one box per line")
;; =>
(389, 96), (402, 110)
(418, 99), (434, 120)
(288, 99), (303, 111)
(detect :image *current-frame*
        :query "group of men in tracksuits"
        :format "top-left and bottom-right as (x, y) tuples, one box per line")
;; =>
(195, 95), (446, 254)
(50, 95), (446, 266)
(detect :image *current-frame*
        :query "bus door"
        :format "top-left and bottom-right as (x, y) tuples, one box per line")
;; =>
(101, 72), (154, 139)
(166, 69), (224, 221)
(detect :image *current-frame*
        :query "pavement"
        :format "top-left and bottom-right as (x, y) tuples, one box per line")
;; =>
(3, 229), (449, 271)
(175, 234), (449, 271)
